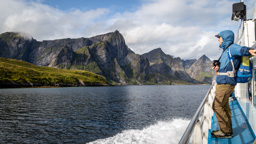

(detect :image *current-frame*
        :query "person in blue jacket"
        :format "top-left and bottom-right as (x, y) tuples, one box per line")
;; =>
(211, 30), (256, 138)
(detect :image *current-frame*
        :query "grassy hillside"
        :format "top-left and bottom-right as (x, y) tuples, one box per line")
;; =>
(0, 58), (109, 87)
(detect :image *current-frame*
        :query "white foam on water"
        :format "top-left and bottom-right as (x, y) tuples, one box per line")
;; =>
(88, 118), (190, 144)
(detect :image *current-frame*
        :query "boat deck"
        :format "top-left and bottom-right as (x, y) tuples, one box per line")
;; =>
(208, 98), (256, 144)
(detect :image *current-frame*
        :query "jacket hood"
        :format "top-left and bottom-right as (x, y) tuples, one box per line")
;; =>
(217, 30), (234, 50)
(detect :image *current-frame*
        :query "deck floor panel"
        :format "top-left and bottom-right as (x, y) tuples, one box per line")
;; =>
(208, 99), (255, 144)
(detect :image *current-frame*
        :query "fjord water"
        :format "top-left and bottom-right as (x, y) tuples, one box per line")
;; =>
(0, 85), (210, 144)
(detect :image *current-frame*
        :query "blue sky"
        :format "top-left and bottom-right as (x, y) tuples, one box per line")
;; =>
(41, 0), (142, 12)
(0, 0), (255, 59)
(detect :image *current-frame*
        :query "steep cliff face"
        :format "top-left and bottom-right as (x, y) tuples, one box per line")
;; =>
(0, 31), (153, 85)
(71, 46), (101, 74)
(172, 57), (197, 83)
(89, 41), (127, 84)
(29, 38), (93, 66)
(0, 31), (214, 85)
(88, 30), (151, 84)
(187, 55), (215, 83)
(142, 48), (173, 74)
(142, 48), (199, 84)
(53, 46), (75, 69)
(0, 32), (36, 62)
(183, 59), (197, 69)
(91, 30), (129, 61)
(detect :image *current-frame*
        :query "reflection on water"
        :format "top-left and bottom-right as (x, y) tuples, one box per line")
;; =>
(0, 85), (210, 143)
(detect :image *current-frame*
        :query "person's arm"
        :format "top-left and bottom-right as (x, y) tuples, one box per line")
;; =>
(230, 44), (256, 56)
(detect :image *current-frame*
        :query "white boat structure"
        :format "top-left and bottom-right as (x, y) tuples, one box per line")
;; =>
(179, 1), (256, 144)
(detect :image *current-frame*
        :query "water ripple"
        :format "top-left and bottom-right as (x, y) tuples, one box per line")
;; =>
(0, 85), (210, 143)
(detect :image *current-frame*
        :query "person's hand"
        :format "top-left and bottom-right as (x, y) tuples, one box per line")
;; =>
(249, 49), (256, 56)
(212, 65), (219, 72)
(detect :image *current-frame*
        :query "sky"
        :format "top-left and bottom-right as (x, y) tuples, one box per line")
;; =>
(0, 0), (255, 60)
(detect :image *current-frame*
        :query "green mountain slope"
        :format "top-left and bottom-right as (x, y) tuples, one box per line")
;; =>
(0, 31), (214, 85)
(0, 57), (109, 87)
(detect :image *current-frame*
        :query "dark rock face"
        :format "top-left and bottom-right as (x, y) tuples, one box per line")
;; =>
(29, 38), (93, 66)
(187, 55), (216, 83)
(0, 31), (152, 85)
(89, 41), (126, 83)
(88, 30), (151, 84)
(0, 32), (36, 62)
(142, 48), (199, 84)
(55, 46), (75, 69)
(183, 59), (197, 69)
(142, 48), (173, 74)
(0, 31), (214, 84)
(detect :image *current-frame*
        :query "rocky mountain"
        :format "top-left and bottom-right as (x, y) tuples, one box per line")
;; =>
(0, 31), (215, 85)
(142, 48), (199, 84)
(0, 31), (151, 85)
(0, 32), (36, 61)
(187, 55), (215, 83)
(183, 59), (197, 69)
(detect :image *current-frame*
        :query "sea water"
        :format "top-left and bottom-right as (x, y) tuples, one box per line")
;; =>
(0, 85), (210, 144)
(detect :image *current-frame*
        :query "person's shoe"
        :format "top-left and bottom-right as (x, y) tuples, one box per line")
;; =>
(211, 130), (233, 135)
(211, 130), (233, 138)
(211, 130), (221, 135)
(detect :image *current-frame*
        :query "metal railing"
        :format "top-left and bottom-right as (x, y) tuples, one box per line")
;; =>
(179, 83), (215, 144)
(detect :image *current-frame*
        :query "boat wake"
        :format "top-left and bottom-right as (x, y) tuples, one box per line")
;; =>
(88, 118), (190, 144)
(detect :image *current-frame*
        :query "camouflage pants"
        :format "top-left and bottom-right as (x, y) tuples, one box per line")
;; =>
(213, 84), (235, 134)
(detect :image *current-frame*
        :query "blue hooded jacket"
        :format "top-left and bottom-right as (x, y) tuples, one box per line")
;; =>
(216, 30), (251, 85)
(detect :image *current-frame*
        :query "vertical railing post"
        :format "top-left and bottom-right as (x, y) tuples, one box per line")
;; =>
(179, 82), (215, 144)
(192, 120), (203, 144)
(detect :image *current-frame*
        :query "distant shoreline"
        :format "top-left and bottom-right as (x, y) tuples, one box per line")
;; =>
(0, 83), (211, 89)
(0, 83), (110, 89)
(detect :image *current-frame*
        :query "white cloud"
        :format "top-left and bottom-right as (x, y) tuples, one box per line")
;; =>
(0, 0), (109, 40)
(0, 0), (254, 60)
(108, 0), (254, 59)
